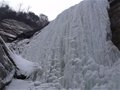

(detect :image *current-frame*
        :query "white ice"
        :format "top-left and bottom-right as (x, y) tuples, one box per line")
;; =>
(7, 0), (120, 90)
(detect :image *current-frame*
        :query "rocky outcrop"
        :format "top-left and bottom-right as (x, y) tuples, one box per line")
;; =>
(0, 37), (15, 89)
(0, 16), (49, 89)
(109, 0), (120, 50)
(0, 19), (33, 42)
(0, 36), (43, 89)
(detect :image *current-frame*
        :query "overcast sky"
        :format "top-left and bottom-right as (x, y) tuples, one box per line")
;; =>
(1, 0), (82, 20)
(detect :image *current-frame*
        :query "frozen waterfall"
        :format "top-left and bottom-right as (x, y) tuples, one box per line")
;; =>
(22, 0), (120, 89)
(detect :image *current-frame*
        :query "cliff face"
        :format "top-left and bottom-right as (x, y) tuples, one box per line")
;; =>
(0, 37), (15, 89)
(0, 15), (49, 89)
(0, 19), (33, 42)
(109, 0), (120, 50)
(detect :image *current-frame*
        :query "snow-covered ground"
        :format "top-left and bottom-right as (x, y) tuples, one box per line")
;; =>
(5, 79), (66, 90)
(6, 79), (33, 90)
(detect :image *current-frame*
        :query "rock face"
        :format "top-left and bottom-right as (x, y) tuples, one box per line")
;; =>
(22, 0), (120, 89)
(109, 0), (120, 49)
(0, 37), (15, 89)
(0, 19), (33, 42)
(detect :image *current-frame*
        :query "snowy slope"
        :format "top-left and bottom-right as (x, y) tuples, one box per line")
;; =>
(21, 0), (120, 89)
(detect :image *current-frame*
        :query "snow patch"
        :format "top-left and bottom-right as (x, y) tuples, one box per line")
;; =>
(13, 54), (42, 77)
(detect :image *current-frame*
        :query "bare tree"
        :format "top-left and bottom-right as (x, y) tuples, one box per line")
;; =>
(1, 0), (5, 7)
(18, 3), (22, 12)
(26, 6), (31, 12)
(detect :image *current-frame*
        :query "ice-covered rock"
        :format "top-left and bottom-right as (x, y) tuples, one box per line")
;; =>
(0, 36), (42, 86)
(0, 37), (15, 89)
(21, 0), (120, 89)
(12, 53), (43, 80)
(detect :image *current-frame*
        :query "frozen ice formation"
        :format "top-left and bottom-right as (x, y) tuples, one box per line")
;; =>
(22, 0), (120, 89)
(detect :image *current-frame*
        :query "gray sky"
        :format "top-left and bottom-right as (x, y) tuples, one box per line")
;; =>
(1, 0), (82, 20)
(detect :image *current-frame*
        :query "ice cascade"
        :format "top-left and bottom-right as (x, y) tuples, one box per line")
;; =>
(22, 0), (120, 89)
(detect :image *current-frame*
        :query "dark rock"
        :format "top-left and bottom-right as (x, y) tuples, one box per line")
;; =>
(0, 37), (15, 89)
(109, 0), (120, 6)
(14, 74), (27, 80)
(0, 19), (33, 42)
(0, 19), (49, 42)
(109, 0), (120, 50)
